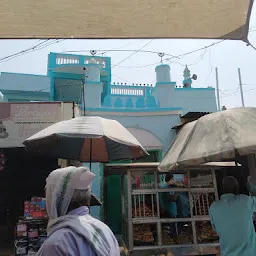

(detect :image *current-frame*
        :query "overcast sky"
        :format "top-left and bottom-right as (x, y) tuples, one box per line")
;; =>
(0, 7), (256, 109)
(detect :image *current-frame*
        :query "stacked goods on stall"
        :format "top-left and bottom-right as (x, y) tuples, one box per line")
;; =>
(161, 223), (193, 245)
(132, 204), (154, 218)
(15, 219), (47, 256)
(162, 226), (176, 245)
(24, 197), (47, 218)
(197, 222), (218, 243)
(176, 231), (193, 244)
(15, 196), (48, 255)
(133, 224), (154, 245)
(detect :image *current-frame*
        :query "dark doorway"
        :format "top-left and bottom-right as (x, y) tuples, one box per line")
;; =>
(0, 148), (58, 250)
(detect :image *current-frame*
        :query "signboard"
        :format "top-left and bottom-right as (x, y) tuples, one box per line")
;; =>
(0, 102), (64, 148)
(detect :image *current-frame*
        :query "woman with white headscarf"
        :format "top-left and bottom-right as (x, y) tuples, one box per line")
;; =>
(36, 166), (120, 256)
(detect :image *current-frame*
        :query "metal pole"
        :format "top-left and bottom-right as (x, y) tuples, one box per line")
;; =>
(90, 138), (92, 169)
(127, 169), (133, 251)
(238, 68), (245, 107)
(215, 68), (221, 111)
(82, 79), (86, 116)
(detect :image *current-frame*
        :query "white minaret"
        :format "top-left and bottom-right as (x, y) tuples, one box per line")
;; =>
(153, 64), (175, 108)
(84, 58), (103, 108)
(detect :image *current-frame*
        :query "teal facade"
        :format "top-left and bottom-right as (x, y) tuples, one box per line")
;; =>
(0, 72), (50, 102)
(0, 52), (217, 221)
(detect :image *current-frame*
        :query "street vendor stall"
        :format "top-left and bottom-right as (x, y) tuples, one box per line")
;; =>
(14, 197), (48, 256)
(103, 162), (239, 256)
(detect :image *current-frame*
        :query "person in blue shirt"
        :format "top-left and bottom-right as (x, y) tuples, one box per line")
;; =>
(159, 173), (190, 218)
(159, 173), (178, 218)
(210, 176), (256, 256)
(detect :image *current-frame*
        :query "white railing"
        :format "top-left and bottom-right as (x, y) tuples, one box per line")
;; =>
(56, 55), (79, 65)
(85, 58), (106, 68)
(111, 88), (144, 96)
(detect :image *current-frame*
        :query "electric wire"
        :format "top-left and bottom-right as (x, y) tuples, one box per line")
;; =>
(111, 40), (153, 68)
(1, 38), (255, 102)
(100, 40), (140, 55)
(0, 40), (50, 62)
(0, 39), (65, 64)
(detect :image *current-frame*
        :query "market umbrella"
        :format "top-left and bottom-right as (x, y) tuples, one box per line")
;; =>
(23, 116), (148, 166)
(158, 107), (256, 174)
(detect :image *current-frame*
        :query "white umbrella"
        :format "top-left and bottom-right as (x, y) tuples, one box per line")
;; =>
(23, 116), (148, 166)
(159, 107), (256, 177)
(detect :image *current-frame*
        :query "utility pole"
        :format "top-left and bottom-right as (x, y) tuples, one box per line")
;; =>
(238, 68), (245, 107)
(215, 67), (221, 111)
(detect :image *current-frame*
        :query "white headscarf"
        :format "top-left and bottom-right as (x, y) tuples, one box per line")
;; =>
(45, 166), (95, 221)
(38, 166), (120, 256)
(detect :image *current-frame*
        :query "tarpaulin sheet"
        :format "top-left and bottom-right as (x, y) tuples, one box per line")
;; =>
(0, 0), (254, 40)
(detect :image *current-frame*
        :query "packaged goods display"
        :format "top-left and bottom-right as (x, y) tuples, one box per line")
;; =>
(24, 197), (47, 218)
(15, 219), (47, 256)
(14, 197), (48, 256)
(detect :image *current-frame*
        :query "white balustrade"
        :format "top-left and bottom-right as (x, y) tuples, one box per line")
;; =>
(56, 55), (79, 65)
(111, 87), (144, 96)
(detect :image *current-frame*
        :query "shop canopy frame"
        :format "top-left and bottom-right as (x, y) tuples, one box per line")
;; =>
(0, 0), (254, 42)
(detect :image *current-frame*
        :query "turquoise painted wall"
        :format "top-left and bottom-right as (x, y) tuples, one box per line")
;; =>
(0, 72), (50, 102)
(174, 87), (216, 114)
(1, 90), (50, 102)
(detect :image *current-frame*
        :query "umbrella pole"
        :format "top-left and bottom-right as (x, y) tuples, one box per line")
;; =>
(90, 138), (92, 170)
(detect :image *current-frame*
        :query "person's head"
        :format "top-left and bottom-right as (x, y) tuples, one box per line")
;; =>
(45, 166), (95, 220)
(67, 188), (92, 212)
(222, 176), (239, 195)
(165, 173), (175, 185)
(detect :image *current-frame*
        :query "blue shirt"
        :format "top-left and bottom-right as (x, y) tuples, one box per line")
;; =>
(159, 183), (177, 217)
(39, 206), (119, 256)
(159, 183), (190, 217)
(210, 194), (256, 256)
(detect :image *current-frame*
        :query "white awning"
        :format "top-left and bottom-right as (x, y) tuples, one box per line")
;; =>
(0, 0), (253, 40)
(127, 127), (163, 150)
